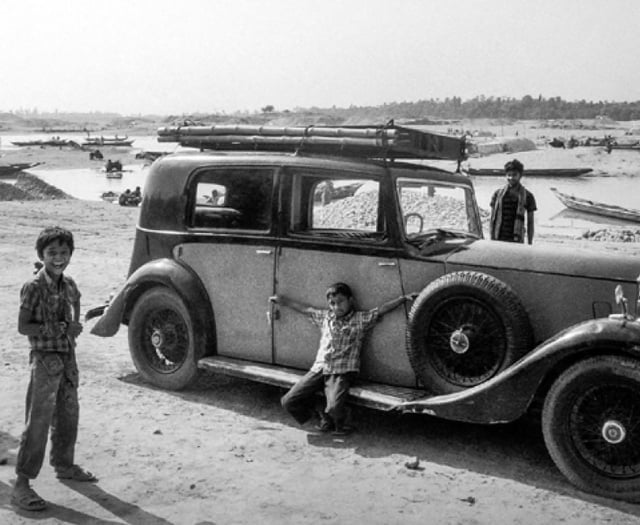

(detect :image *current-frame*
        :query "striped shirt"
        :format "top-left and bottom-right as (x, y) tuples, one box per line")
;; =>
(308, 307), (380, 374)
(20, 268), (81, 353)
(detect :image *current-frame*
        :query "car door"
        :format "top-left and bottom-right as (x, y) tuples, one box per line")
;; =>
(272, 167), (416, 386)
(178, 166), (277, 363)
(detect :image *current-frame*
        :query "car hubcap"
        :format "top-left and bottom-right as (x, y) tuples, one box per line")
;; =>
(601, 420), (626, 444)
(570, 382), (640, 477)
(428, 297), (505, 387)
(142, 308), (189, 372)
(449, 329), (470, 354)
(150, 329), (164, 349)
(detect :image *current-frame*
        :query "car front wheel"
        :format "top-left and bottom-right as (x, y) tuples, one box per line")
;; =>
(128, 287), (200, 390)
(542, 355), (640, 501)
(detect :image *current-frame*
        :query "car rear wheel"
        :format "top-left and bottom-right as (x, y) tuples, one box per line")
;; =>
(406, 271), (533, 394)
(128, 287), (200, 390)
(542, 356), (640, 501)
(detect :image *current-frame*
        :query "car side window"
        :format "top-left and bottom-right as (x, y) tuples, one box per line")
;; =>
(289, 172), (384, 239)
(190, 168), (274, 231)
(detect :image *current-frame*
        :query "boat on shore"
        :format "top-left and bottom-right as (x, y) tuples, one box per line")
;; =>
(82, 135), (135, 147)
(550, 187), (640, 224)
(465, 167), (593, 177)
(11, 138), (70, 147)
(0, 162), (43, 177)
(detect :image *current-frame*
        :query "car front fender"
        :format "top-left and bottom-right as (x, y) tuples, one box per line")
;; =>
(397, 317), (640, 423)
(90, 258), (213, 339)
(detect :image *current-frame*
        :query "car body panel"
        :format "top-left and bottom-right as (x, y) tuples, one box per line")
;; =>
(274, 248), (413, 385)
(91, 258), (214, 345)
(177, 242), (275, 362)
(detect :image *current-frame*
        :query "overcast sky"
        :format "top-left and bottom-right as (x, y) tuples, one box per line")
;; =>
(2, 0), (639, 115)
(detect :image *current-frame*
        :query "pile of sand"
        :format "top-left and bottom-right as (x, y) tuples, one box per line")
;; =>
(0, 181), (36, 200)
(0, 172), (74, 201)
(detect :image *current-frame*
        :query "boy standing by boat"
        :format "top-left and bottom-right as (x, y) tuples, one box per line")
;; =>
(12, 226), (96, 512)
(490, 159), (537, 244)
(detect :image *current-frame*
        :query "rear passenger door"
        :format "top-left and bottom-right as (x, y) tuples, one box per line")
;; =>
(178, 166), (277, 362)
(273, 168), (416, 386)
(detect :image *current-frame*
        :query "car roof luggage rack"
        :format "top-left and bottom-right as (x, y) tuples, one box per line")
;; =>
(157, 122), (466, 162)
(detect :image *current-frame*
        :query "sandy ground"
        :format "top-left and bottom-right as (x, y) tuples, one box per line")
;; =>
(1, 140), (640, 524)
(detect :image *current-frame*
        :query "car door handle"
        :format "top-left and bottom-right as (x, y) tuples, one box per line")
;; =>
(378, 261), (396, 267)
(256, 249), (273, 255)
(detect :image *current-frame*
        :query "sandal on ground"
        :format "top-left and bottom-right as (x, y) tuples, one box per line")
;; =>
(315, 419), (334, 433)
(11, 485), (47, 511)
(55, 465), (98, 482)
(332, 425), (356, 436)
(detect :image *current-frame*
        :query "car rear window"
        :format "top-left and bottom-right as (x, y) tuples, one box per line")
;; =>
(190, 168), (274, 231)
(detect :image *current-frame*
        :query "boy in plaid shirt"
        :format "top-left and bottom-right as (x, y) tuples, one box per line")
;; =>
(12, 227), (96, 513)
(272, 282), (416, 436)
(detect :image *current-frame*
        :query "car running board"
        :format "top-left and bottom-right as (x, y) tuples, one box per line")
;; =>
(198, 356), (429, 412)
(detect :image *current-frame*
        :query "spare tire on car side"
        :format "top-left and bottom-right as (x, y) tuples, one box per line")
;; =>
(406, 271), (533, 394)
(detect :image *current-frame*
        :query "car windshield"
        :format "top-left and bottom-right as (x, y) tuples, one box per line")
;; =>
(396, 177), (482, 243)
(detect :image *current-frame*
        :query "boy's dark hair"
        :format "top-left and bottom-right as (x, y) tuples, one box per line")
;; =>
(504, 159), (524, 174)
(36, 226), (74, 258)
(326, 282), (353, 299)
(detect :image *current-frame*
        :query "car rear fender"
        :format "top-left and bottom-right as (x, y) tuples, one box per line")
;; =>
(90, 258), (215, 348)
(398, 317), (640, 423)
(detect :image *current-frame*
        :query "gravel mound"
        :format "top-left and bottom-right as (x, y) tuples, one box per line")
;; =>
(12, 172), (74, 200)
(316, 188), (476, 232)
(0, 181), (37, 200)
(582, 228), (640, 243)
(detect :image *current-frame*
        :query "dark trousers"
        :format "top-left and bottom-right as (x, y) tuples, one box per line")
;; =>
(281, 370), (355, 427)
(16, 351), (79, 479)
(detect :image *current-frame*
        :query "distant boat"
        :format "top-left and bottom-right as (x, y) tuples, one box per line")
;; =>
(465, 167), (593, 177)
(610, 144), (640, 151)
(0, 162), (43, 177)
(82, 135), (134, 147)
(550, 187), (640, 223)
(11, 138), (70, 147)
(105, 170), (124, 179)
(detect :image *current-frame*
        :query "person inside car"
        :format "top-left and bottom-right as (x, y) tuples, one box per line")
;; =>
(272, 283), (417, 436)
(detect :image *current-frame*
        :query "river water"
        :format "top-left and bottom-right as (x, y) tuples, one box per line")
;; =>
(2, 133), (639, 237)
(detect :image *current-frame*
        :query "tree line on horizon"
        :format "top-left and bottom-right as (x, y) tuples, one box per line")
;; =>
(300, 95), (640, 122)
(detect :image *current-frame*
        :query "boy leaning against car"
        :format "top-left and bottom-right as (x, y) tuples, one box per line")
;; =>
(271, 282), (417, 436)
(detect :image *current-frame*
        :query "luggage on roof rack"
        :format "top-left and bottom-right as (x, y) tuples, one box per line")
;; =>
(156, 124), (466, 161)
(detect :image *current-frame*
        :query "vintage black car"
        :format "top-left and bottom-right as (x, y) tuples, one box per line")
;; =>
(89, 125), (640, 502)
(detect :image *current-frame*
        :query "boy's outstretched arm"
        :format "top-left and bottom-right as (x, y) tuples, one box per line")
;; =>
(377, 292), (418, 317)
(270, 294), (315, 315)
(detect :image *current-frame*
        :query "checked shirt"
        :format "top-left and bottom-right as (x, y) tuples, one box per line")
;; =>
(307, 307), (380, 374)
(20, 268), (80, 353)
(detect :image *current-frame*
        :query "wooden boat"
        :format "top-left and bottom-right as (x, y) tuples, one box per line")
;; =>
(0, 162), (43, 177)
(82, 135), (135, 147)
(550, 187), (640, 223)
(100, 191), (120, 202)
(11, 138), (70, 147)
(610, 144), (640, 151)
(105, 170), (124, 179)
(465, 167), (592, 177)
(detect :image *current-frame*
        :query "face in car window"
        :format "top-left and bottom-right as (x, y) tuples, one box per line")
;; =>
(192, 168), (274, 231)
